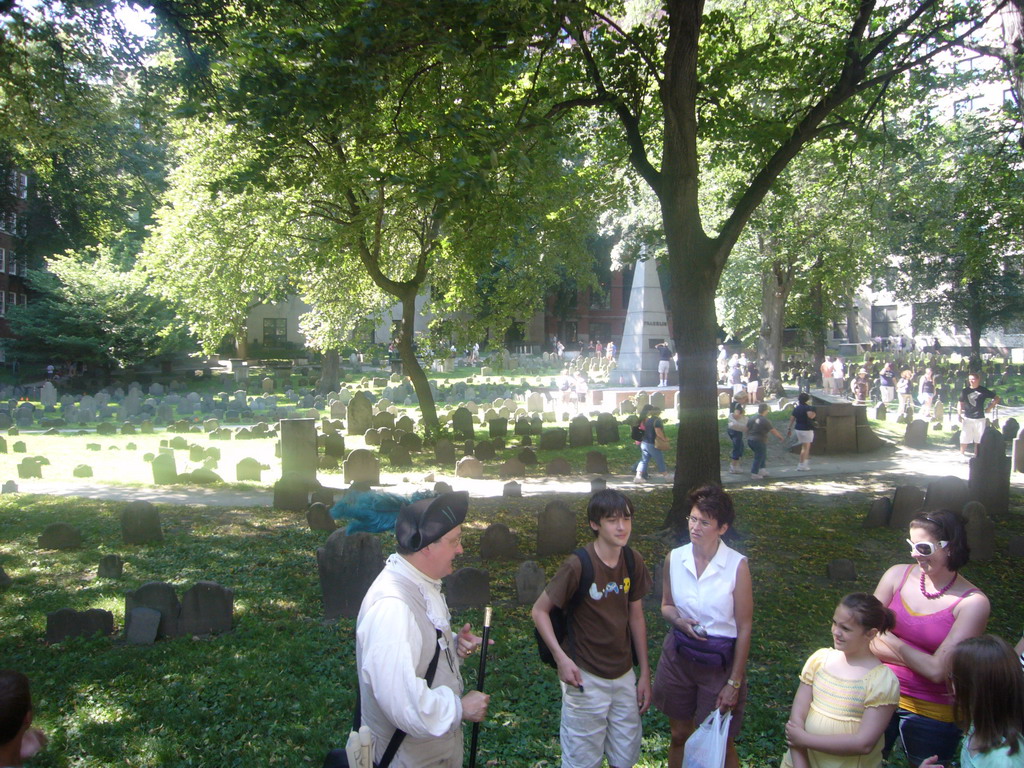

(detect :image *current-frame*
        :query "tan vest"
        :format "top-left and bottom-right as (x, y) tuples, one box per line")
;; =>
(356, 567), (464, 768)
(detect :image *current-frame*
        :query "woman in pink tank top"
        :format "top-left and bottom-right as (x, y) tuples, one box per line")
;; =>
(871, 510), (990, 767)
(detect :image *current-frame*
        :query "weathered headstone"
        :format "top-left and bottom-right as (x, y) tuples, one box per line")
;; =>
(151, 452), (178, 484)
(585, 451), (609, 475)
(125, 581), (181, 639)
(889, 485), (925, 529)
(903, 419), (928, 449)
(16, 457), (41, 479)
(480, 523), (519, 559)
(433, 438), (457, 465)
(37, 522), (82, 550)
(515, 561), (546, 605)
(498, 458), (526, 479)
(456, 456), (484, 478)
(452, 407), (474, 439)
(590, 477), (607, 492)
(922, 476), (971, 513)
(503, 480), (522, 497)
(488, 419), (508, 438)
(179, 581), (234, 635)
(98, 554), (124, 579)
(963, 500), (996, 562)
(306, 502), (337, 532)
(46, 608), (114, 644)
(444, 567), (490, 609)
(969, 427), (1010, 517)
(126, 606), (161, 645)
(516, 447), (538, 466)
(280, 418), (318, 486)
(474, 440), (496, 461)
(344, 449), (380, 485)
(545, 457), (572, 475)
(236, 457), (265, 482)
(72, 464), (93, 478)
(538, 429), (567, 451)
(273, 471), (317, 511)
(121, 501), (163, 544)
(347, 392), (373, 436)
(864, 497), (892, 528)
(568, 415), (594, 448)
(317, 530), (383, 620)
(595, 413), (620, 445)
(537, 501), (576, 556)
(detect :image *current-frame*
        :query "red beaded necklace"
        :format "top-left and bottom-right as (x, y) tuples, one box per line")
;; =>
(920, 569), (958, 599)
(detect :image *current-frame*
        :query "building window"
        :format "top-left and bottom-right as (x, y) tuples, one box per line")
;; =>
(871, 305), (899, 339)
(7, 292), (14, 312)
(263, 318), (287, 346)
(17, 258), (26, 277)
(0, 248), (5, 273)
(953, 55), (981, 73)
(0, 292), (5, 317)
(7, 254), (15, 275)
(18, 173), (27, 200)
(20, 294), (26, 306)
(954, 97), (974, 117)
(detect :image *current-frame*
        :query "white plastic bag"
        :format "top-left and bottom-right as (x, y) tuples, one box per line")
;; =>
(682, 709), (732, 768)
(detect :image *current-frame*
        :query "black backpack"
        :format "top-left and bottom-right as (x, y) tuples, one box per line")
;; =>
(535, 546), (638, 668)
(630, 421), (645, 442)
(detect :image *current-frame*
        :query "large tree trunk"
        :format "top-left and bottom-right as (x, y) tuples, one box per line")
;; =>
(968, 323), (983, 370)
(757, 241), (794, 399)
(235, 330), (248, 359)
(318, 348), (341, 394)
(397, 286), (441, 436)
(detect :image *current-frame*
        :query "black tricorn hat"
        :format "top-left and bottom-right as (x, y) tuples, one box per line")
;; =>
(395, 491), (469, 552)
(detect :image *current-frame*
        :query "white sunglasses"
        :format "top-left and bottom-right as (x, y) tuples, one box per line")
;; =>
(907, 538), (948, 557)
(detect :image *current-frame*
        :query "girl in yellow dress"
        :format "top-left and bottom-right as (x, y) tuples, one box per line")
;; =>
(782, 594), (901, 768)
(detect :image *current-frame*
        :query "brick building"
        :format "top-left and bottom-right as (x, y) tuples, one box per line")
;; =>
(0, 166), (30, 341)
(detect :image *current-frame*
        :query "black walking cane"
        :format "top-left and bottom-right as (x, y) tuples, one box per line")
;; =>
(467, 606), (493, 768)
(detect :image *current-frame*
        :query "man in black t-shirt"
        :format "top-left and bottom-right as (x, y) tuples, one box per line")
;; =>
(957, 372), (999, 457)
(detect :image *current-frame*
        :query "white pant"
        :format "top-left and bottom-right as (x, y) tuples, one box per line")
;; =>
(560, 668), (641, 768)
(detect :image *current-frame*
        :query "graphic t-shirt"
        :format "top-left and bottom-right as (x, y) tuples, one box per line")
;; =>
(959, 386), (996, 419)
(544, 541), (652, 679)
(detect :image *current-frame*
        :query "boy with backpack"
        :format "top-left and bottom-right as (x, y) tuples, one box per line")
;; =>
(531, 490), (652, 768)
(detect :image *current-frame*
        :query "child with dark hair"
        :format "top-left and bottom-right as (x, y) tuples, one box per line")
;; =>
(783, 594), (900, 768)
(532, 490), (653, 768)
(921, 634), (1024, 767)
(0, 670), (46, 766)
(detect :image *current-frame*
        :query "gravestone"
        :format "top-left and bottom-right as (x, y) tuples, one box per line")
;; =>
(434, 439), (456, 465)
(347, 392), (373, 436)
(537, 501), (576, 556)
(179, 581), (234, 635)
(538, 429), (567, 451)
(480, 523), (519, 559)
(488, 419), (508, 438)
(889, 485), (925, 529)
(151, 453), (178, 484)
(969, 427), (1010, 517)
(330, 401), (346, 420)
(344, 449), (380, 485)
(873, 402), (886, 421)
(388, 445), (413, 468)
(514, 417), (532, 436)
(121, 501), (164, 544)
(98, 554), (124, 579)
(516, 447), (538, 466)
(1001, 417), (1019, 444)
(125, 581), (181, 639)
(826, 559), (857, 581)
(515, 561), (546, 605)
(963, 500), (996, 562)
(372, 411), (396, 430)
(1015, 426), (1024, 474)
(503, 481), (522, 497)
(236, 457), (265, 482)
(864, 497), (892, 528)
(444, 567), (490, 609)
(72, 464), (93, 478)
(274, 471), (318, 511)
(37, 523), (82, 550)
(568, 416), (593, 448)
(585, 451), (609, 475)
(317, 530), (383, 620)
(474, 440), (496, 461)
(16, 457), (42, 479)
(46, 608), (114, 644)
(590, 477), (607, 493)
(1, 480), (16, 494)
(451, 407), (474, 438)
(922, 476), (971, 513)
(499, 458), (526, 479)
(11, 440), (25, 453)
(595, 413), (620, 445)
(280, 418), (318, 486)
(456, 456), (484, 478)
(545, 457), (572, 475)
(306, 502), (337, 532)
(903, 419), (928, 449)
(126, 606), (161, 645)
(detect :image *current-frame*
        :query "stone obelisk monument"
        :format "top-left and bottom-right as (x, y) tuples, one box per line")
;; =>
(613, 258), (674, 387)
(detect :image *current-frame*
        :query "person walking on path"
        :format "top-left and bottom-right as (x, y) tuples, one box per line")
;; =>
(747, 403), (783, 479)
(634, 405), (668, 483)
(957, 373), (999, 458)
(727, 403), (747, 474)
(786, 393), (817, 471)
(355, 492), (491, 768)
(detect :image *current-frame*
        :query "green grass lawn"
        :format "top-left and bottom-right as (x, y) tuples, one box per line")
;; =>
(3, 486), (1022, 767)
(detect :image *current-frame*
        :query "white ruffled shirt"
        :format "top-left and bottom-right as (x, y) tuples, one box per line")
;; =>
(357, 554), (463, 741)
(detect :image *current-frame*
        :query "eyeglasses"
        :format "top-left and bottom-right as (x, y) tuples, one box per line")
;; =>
(907, 538), (948, 557)
(687, 515), (715, 529)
